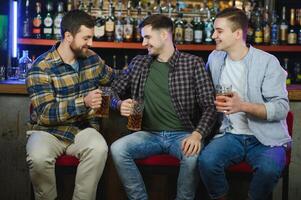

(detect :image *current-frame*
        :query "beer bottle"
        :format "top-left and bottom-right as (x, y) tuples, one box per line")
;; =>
(124, 55), (129, 69)
(123, 0), (134, 42)
(288, 9), (297, 45)
(105, 1), (115, 42)
(23, 0), (31, 38)
(280, 7), (288, 45)
(53, 2), (64, 41)
(43, 2), (53, 39)
(32, 2), (42, 39)
(94, 0), (106, 41)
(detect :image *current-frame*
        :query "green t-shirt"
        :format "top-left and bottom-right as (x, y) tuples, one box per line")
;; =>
(142, 60), (184, 131)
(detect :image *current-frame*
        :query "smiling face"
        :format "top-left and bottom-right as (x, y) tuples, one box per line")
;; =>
(69, 25), (94, 58)
(212, 17), (243, 52)
(141, 25), (165, 56)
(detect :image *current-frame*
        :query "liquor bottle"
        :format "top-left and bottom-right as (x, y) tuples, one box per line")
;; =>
(123, 0), (134, 42)
(87, 0), (93, 15)
(32, 2), (42, 39)
(18, 50), (32, 80)
(254, 10), (263, 44)
(67, 0), (73, 12)
(94, 0), (106, 41)
(78, 0), (87, 12)
(167, 1), (174, 21)
(23, 0), (31, 38)
(113, 55), (117, 68)
(124, 55), (129, 69)
(245, 0), (254, 44)
(43, 2), (53, 39)
(283, 58), (292, 85)
(174, 13), (184, 44)
(134, 1), (143, 42)
(53, 2), (64, 41)
(270, 11), (279, 45)
(204, 10), (214, 44)
(297, 9), (301, 45)
(293, 62), (301, 84)
(287, 9), (297, 45)
(115, 0), (124, 42)
(184, 18), (194, 44)
(262, 5), (270, 44)
(105, 1), (115, 42)
(193, 16), (203, 44)
(279, 6), (288, 45)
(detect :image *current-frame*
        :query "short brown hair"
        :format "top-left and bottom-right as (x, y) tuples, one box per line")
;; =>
(216, 7), (248, 41)
(139, 14), (173, 34)
(61, 10), (95, 39)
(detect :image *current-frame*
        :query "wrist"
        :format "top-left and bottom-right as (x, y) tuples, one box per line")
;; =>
(193, 130), (203, 140)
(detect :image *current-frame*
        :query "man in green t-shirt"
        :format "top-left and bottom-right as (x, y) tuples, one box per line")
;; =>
(110, 14), (217, 200)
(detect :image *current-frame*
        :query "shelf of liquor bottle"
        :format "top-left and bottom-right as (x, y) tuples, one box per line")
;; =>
(18, 38), (301, 52)
(1, 80), (301, 101)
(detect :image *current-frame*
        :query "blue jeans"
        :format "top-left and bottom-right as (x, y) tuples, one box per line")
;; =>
(198, 133), (286, 200)
(110, 131), (199, 200)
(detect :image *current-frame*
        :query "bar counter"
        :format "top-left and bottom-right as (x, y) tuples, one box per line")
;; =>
(1, 80), (301, 101)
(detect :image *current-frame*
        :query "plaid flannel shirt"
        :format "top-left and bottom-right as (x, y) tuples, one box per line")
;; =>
(26, 43), (117, 142)
(111, 50), (217, 138)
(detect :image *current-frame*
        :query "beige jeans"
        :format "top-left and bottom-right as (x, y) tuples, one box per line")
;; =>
(26, 128), (108, 200)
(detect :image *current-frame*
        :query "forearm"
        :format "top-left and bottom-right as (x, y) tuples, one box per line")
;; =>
(36, 96), (87, 125)
(240, 101), (267, 120)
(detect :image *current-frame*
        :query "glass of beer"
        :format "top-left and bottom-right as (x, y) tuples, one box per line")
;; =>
(215, 84), (233, 100)
(95, 86), (111, 118)
(127, 99), (144, 131)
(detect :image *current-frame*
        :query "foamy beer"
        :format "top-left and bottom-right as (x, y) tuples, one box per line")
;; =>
(127, 100), (144, 131)
(95, 86), (111, 118)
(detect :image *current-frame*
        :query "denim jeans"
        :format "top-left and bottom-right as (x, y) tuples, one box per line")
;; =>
(198, 133), (286, 200)
(110, 131), (199, 200)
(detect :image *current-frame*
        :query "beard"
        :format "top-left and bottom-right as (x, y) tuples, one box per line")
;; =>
(70, 42), (89, 59)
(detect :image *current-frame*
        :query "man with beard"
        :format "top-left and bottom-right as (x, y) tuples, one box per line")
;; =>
(109, 14), (216, 200)
(198, 8), (291, 200)
(26, 10), (117, 200)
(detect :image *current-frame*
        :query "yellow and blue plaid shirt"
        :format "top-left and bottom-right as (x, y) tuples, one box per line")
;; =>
(26, 43), (117, 142)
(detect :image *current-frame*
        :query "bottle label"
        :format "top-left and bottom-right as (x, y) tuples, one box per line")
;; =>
(184, 28), (194, 42)
(174, 27), (184, 42)
(194, 30), (203, 43)
(33, 17), (42, 28)
(263, 26), (271, 43)
(44, 17), (53, 27)
(124, 24), (133, 40)
(32, 28), (41, 34)
(105, 21), (114, 32)
(115, 25), (124, 41)
(94, 25), (105, 38)
(54, 16), (63, 28)
(53, 28), (60, 35)
(254, 31), (263, 43)
(288, 33), (297, 44)
(43, 27), (52, 34)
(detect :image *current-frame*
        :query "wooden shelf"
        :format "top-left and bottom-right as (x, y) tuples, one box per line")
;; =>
(18, 38), (301, 52)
